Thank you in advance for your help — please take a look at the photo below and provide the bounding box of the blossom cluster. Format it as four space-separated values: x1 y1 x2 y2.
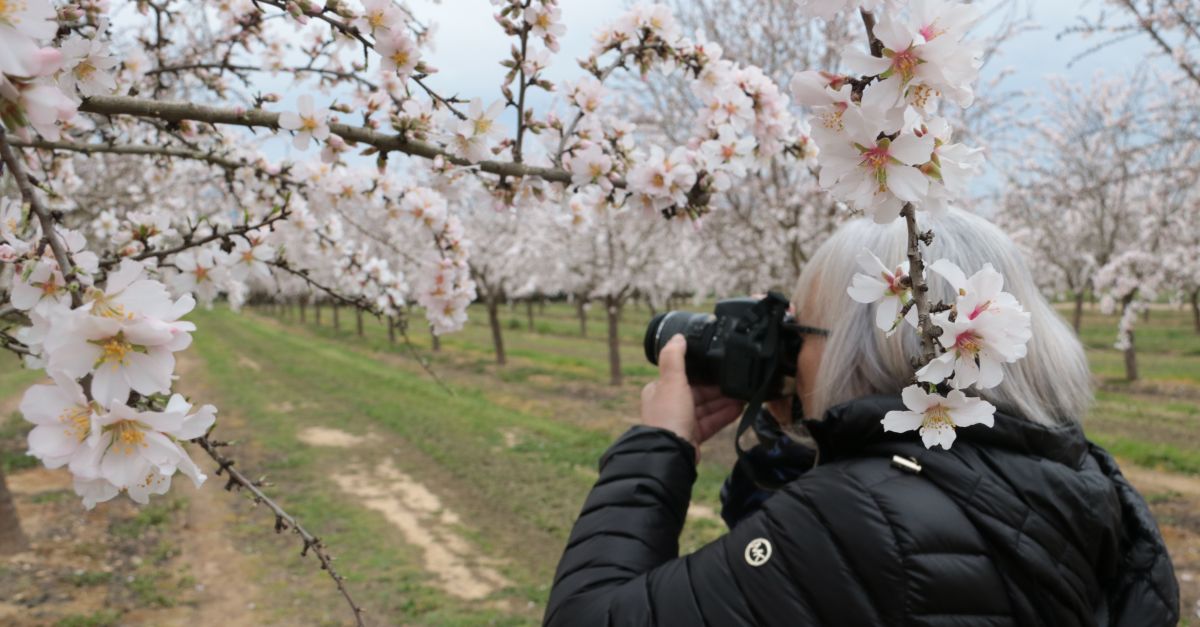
850 251 1032 449
5 201 216 507
0 0 120 141
1094 251 1164 351
560 3 815 220
791 0 985 223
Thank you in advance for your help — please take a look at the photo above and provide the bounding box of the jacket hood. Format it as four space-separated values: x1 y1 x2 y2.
804 394 1180 627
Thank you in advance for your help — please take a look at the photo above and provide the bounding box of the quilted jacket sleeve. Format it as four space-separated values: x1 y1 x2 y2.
543 426 821 627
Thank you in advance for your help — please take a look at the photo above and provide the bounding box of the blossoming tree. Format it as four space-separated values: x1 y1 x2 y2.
2 0 1051 621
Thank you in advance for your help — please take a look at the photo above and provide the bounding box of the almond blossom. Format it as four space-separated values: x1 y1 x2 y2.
846 248 916 334
525 3 566 51
169 248 226 307
19 374 95 470
57 33 119 98
916 260 1032 389
883 386 996 450
377 31 420 80
0 0 58 80
843 0 982 111
228 237 277 283
44 260 196 406
352 0 404 35
73 397 214 508
627 145 697 211
810 99 934 222
565 143 614 190
449 98 507 162
277 94 331 150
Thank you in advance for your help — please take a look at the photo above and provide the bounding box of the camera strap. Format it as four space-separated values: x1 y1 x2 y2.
732 294 789 490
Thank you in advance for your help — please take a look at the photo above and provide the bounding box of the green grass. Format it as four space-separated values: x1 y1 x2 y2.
184 305 733 624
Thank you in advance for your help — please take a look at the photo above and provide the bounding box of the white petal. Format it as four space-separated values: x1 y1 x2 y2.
885 163 929 202
875 295 901 332
916 352 955 385
882 410 924 434
929 259 968 291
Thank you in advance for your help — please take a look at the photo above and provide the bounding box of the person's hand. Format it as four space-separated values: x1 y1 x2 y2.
640 334 743 462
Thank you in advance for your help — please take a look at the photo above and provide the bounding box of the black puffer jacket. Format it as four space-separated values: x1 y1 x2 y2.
544 395 1179 626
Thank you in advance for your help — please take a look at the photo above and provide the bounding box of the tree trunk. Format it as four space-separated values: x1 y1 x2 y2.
1124 328 1139 382
387 316 396 344
606 295 622 386
332 305 340 331
0 466 28 554
1192 289 1200 334
526 301 535 332
431 327 441 352
355 309 364 337
1071 289 1085 334
1141 307 1150 323
299 302 307 323
487 297 506 365
315 303 321 325
576 299 588 337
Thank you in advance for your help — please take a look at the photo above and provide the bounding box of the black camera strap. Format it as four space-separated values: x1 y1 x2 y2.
732 293 790 490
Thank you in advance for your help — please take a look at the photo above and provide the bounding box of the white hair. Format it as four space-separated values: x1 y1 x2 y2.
793 209 1092 427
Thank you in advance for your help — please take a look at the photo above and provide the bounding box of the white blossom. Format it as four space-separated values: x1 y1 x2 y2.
883 385 996 450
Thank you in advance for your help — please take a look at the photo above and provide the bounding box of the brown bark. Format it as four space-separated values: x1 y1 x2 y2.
355 309 364 337
526 301 535 332
1072 289 1085 334
332 305 340 331
606 295 622 386
299 301 307 323
487 297 506 366
1123 330 1139 382
387 316 396 344
315 303 322 325
1122 296 1139 382
0 466 28 554
1192 289 1200 333
576 299 588 337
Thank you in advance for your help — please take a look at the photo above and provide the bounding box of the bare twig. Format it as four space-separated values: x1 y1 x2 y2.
194 435 367 627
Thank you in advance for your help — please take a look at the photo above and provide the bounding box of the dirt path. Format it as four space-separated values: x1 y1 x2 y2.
1120 463 1200 622
306 426 514 605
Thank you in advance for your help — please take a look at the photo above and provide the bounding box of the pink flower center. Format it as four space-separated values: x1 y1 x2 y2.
860 144 892 191
967 300 993 321
889 47 920 82
954 330 982 355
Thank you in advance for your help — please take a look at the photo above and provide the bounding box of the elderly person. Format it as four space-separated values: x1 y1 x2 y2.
543 209 1179 626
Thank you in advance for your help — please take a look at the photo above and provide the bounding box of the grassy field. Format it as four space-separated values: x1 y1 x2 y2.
1 300 1198 625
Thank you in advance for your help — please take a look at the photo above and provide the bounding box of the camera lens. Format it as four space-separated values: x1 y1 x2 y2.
643 310 709 365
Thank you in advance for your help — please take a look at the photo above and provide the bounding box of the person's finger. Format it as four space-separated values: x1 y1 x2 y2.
658 334 688 386
691 385 724 404
696 402 744 442
696 395 740 418
641 381 657 404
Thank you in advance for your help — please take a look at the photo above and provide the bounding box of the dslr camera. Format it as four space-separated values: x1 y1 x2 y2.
643 292 809 402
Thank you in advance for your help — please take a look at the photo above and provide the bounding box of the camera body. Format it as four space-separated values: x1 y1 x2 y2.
643 293 800 401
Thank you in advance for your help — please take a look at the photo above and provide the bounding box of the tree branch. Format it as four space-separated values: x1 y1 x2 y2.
0 129 83 308
194 434 367 627
78 95 586 185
